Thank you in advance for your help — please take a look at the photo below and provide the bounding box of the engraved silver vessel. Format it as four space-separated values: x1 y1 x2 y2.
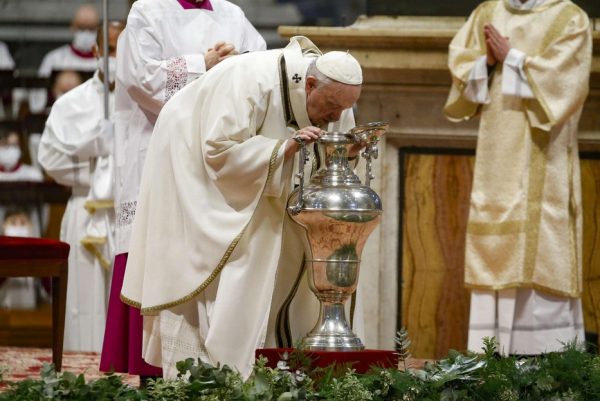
287 122 388 351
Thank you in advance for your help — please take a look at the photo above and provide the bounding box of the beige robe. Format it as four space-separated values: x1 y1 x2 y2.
121 37 359 377
445 0 592 299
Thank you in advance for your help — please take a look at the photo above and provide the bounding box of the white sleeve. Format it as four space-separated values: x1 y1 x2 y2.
502 48 534 99
463 55 491 104
239 16 267 52
117 10 207 117
37 105 110 187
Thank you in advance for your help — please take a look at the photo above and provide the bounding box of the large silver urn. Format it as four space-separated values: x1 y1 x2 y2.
287 122 388 351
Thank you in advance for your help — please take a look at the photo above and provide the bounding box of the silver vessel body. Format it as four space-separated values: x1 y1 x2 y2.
287 122 387 351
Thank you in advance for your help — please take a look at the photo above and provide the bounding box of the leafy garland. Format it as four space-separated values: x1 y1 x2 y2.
1 337 599 401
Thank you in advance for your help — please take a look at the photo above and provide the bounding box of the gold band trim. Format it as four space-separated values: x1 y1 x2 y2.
122 140 286 313
465 281 581 299
523 128 550 282
567 148 580 295
84 199 114 213
81 237 111 271
467 220 525 235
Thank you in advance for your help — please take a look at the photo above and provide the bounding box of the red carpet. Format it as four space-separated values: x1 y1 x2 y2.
0 346 139 387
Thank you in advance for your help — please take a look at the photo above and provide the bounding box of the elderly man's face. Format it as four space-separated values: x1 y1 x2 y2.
305 77 361 128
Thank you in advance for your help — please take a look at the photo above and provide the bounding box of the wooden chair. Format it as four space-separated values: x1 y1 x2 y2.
0 236 69 371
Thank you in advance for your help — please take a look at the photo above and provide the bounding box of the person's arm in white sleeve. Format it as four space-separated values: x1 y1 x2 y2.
117 8 207 117
502 48 535 98
37 104 112 187
463 55 493 104
239 16 267 52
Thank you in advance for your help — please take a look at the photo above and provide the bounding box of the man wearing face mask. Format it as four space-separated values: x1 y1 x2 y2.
37 20 125 352
0 207 38 310
0 130 42 182
22 3 100 114
38 3 100 78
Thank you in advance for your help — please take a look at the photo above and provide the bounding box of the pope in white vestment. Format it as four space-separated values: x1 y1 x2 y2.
444 0 591 354
38 22 125 352
121 36 366 378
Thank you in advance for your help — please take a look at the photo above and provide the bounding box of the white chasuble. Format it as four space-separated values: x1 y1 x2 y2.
38 73 115 351
113 0 266 255
121 37 359 378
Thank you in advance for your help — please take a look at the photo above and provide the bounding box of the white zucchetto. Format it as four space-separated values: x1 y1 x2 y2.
315 51 363 85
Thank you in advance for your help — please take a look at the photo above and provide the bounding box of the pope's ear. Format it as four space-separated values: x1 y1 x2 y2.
305 75 318 93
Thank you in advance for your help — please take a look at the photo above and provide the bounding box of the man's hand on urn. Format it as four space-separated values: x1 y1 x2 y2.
284 126 323 160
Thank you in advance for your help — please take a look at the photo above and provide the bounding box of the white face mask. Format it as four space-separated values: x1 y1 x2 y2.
0 145 21 170
73 29 97 52
4 225 31 237
97 56 117 83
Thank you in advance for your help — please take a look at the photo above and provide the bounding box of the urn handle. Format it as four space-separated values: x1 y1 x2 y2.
349 122 388 187
289 136 310 215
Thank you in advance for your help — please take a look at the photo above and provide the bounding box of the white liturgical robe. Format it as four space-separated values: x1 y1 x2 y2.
113 0 266 255
121 37 362 378
38 72 115 352
38 44 97 78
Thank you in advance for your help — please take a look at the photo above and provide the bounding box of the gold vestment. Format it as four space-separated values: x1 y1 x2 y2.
445 0 592 297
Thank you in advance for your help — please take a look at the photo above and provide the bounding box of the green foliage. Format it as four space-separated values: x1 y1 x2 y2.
0 363 144 401
1 340 600 400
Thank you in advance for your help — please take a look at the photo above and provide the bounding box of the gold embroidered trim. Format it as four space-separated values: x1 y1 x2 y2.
120 293 140 308
523 128 550 282
467 220 525 235
465 281 581 299
133 139 286 314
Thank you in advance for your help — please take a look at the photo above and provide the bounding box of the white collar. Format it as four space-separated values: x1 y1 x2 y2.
281 36 322 129
508 0 545 10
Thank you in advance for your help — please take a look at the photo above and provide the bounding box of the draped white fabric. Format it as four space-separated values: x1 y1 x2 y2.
38 73 115 351
113 0 266 254
121 37 360 378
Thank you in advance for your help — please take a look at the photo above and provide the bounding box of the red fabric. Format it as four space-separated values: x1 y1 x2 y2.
256 348 399 374
68 44 95 59
100 253 163 376
0 162 21 173
0 236 70 260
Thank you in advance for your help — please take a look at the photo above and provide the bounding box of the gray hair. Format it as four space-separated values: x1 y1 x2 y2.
306 59 334 88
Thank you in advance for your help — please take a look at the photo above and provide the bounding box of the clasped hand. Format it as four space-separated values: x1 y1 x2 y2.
484 24 511 66
205 41 238 70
